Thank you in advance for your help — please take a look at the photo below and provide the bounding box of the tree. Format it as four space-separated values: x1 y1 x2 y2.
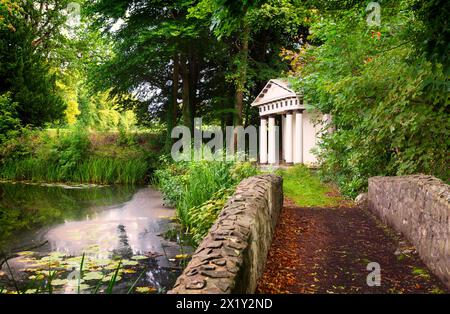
189 0 310 126
0 0 75 127
0 93 21 143
289 0 449 196
0 0 21 30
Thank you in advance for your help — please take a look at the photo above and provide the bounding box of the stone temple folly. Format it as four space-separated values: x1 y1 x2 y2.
251 79 330 165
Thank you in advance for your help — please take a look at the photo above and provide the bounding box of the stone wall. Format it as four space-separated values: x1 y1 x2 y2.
169 174 283 294
368 175 450 289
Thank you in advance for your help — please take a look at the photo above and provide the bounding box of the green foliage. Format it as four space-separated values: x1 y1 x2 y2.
279 165 344 207
76 158 148 185
188 0 311 125
0 0 70 127
0 93 21 143
0 0 21 30
293 0 449 197
155 157 258 243
412 0 450 70
0 128 150 184
117 118 137 146
77 89 138 132
154 161 187 208
0 157 148 185
189 188 235 245
53 128 91 179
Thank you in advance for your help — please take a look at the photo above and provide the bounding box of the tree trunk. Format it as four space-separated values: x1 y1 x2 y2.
234 23 250 127
172 53 180 126
165 54 180 151
181 57 192 132
189 47 199 126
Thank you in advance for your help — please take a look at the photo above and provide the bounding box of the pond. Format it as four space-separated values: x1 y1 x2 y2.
0 182 190 294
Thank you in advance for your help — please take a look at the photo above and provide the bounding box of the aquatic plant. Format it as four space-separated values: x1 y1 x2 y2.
155 157 258 244
0 249 172 295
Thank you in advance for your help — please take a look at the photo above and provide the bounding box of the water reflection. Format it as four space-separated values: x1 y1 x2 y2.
42 188 174 257
0 183 188 294
0 183 138 252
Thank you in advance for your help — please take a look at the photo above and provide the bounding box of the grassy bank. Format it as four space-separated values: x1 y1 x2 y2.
0 157 148 185
277 165 346 207
0 128 160 185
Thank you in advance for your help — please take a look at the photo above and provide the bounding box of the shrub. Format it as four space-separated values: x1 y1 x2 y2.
155 157 258 243
189 188 235 245
52 127 91 180
0 93 21 144
154 162 187 207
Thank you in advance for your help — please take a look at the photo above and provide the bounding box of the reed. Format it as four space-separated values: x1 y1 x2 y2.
155 158 258 241
0 157 149 185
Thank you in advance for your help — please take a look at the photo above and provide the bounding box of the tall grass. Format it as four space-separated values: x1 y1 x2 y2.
0 126 152 185
0 157 148 185
75 158 148 184
178 161 234 223
155 157 258 243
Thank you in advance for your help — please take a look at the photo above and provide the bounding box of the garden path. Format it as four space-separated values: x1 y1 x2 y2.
256 198 448 294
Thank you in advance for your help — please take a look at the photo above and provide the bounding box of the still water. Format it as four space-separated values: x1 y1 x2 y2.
0 182 188 294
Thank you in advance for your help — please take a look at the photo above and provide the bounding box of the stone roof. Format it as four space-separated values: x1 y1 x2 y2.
251 79 300 107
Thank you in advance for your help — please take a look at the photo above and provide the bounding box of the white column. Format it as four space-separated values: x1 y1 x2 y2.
268 116 277 164
285 112 293 164
260 118 268 164
281 114 286 162
275 123 280 164
294 111 303 164
292 112 296 158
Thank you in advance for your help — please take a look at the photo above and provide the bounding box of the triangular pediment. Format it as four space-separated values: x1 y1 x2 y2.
251 79 297 107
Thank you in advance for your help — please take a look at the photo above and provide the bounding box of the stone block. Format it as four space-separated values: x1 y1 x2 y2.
368 175 450 289
169 174 283 294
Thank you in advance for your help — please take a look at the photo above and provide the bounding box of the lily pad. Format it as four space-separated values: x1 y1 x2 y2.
28 274 45 280
135 286 157 294
66 282 91 292
89 259 112 267
16 251 35 256
83 271 103 281
102 275 122 282
122 269 137 274
105 262 122 270
121 260 138 266
131 255 149 260
35 270 55 276
50 279 68 286
65 256 84 264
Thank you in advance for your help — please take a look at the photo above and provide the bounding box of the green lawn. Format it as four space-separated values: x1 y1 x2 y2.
278 165 345 207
